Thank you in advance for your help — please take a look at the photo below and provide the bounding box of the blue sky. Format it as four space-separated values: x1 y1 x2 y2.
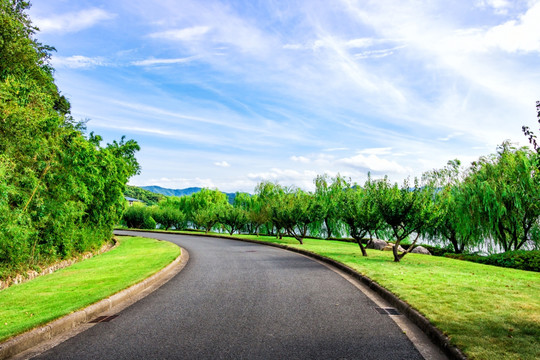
29 0 540 192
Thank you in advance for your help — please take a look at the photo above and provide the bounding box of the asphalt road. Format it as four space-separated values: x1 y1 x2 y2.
33 231 423 359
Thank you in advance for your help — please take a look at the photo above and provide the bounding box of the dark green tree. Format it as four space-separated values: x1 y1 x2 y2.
462 142 540 252
374 177 439 262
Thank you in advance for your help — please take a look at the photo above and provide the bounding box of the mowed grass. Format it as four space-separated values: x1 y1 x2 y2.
0 236 180 342
179 231 538 360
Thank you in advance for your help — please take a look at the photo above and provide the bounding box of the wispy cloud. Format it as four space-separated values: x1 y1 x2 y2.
34 8 115 33
214 161 231 167
31 0 540 192
290 156 310 163
149 26 211 41
53 55 105 68
131 56 198 66
338 153 410 174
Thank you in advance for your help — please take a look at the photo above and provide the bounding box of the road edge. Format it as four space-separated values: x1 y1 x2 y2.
0 242 189 360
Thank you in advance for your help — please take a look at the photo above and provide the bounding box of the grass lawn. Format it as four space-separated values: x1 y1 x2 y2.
0 236 180 342
167 230 538 360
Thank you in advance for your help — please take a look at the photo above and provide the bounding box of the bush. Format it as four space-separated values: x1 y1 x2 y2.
142 215 157 230
445 250 540 272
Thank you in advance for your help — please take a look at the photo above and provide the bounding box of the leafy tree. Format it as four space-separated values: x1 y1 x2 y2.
219 204 248 235
422 160 483 253
462 142 540 252
270 188 324 244
313 174 348 239
255 181 286 237
193 206 222 233
339 177 384 256
152 206 186 230
374 177 439 262
0 2 140 275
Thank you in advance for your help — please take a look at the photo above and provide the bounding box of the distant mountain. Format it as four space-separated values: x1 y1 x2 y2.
141 186 202 197
141 185 237 203
125 185 165 205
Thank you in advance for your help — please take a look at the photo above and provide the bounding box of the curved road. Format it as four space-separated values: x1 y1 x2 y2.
34 231 423 359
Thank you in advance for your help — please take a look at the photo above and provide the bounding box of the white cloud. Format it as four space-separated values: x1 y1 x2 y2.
52 55 105 68
358 147 393 155
131 57 198 66
354 45 406 59
290 155 310 163
339 153 409 174
476 0 513 14
34 8 115 33
482 3 540 52
437 132 464 141
149 26 211 41
214 161 231 167
247 168 319 190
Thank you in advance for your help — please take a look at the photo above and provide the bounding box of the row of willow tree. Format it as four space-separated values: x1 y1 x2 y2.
124 138 540 262
0 1 140 274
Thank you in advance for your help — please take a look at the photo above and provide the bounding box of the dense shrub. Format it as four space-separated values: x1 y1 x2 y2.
0 2 139 278
445 250 540 272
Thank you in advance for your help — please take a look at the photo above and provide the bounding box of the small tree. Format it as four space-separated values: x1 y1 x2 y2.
374 177 438 262
313 174 348 239
153 206 185 230
339 177 384 256
220 204 248 235
193 206 222 234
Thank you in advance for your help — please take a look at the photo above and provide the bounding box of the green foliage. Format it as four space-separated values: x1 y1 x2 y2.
0 2 140 277
422 160 484 253
313 174 348 239
152 206 186 230
142 214 157 230
445 250 540 272
373 177 439 262
462 142 540 252
219 205 248 235
338 176 384 256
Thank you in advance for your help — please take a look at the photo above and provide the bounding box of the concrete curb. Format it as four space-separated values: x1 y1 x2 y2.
120 229 467 360
0 245 189 360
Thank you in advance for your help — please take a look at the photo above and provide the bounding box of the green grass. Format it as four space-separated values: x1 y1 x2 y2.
168 230 538 360
0 236 180 342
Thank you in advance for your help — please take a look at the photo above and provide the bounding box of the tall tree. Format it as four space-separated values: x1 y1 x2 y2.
462 142 540 252
422 160 483 253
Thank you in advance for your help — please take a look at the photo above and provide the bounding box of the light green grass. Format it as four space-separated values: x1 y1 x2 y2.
167 230 538 360
0 236 180 342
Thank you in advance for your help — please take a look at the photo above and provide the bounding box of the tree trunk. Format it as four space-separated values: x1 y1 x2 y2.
355 237 368 257
392 241 401 262
325 217 332 239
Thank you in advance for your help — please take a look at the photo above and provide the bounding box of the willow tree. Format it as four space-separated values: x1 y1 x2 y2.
463 142 540 252
313 174 348 239
422 160 483 253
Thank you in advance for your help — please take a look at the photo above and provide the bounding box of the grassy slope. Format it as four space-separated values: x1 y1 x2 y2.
0 236 180 342
187 231 538 360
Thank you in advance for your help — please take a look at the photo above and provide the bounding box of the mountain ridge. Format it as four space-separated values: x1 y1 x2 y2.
140 185 237 203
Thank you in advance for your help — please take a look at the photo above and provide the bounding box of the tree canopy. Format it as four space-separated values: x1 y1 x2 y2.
0 0 140 275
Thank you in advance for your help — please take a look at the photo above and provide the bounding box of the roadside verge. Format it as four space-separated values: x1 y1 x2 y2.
0 243 189 360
